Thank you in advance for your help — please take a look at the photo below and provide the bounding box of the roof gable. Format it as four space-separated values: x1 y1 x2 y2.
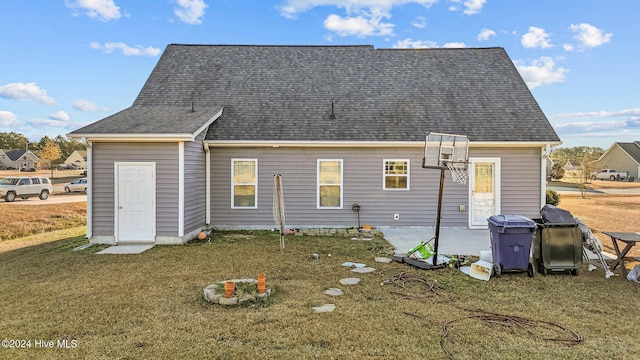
70 44 560 144
1 149 39 162
616 142 640 164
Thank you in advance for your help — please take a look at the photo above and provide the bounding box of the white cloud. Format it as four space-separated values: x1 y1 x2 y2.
279 0 439 18
521 26 553 49
461 0 486 15
412 16 426 28
279 1 438 37
553 119 640 136
442 42 466 48
0 111 20 127
25 118 70 128
569 23 612 48
447 0 486 15
392 38 437 48
477 28 496 41
174 0 208 25
563 43 574 52
555 108 640 119
65 0 121 21
73 99 105 112
0 82 56 105
324 12 394 37
514 57 568 89
90 42 161 57
49 111 70 122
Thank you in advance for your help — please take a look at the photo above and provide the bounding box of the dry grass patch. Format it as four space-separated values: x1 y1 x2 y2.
0 202 86 241
1 231 639 359
559 194 640 258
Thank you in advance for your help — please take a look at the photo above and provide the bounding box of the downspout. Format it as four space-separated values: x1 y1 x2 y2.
178 142 185 237
82 138 92 239
204 142 211 225
541 144 550 208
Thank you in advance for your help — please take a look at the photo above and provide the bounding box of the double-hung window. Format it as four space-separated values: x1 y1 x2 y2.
232 159 257 208
317 159 342 208
383 159 409 190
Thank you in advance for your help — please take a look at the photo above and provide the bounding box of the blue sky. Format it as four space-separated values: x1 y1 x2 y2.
1 0 638 149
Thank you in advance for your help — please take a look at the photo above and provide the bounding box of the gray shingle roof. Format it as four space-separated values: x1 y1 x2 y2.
70 105 222 136
71 44 560 143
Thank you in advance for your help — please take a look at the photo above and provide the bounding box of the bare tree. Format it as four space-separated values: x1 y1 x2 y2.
574 151 601 199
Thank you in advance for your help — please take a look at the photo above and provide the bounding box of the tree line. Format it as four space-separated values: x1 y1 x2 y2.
549 146 604 180
0 132 86 169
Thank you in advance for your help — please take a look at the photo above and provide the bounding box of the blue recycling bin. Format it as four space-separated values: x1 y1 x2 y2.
488 215 536 277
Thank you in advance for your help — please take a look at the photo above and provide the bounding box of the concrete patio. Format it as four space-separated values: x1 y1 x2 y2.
380 226 491 257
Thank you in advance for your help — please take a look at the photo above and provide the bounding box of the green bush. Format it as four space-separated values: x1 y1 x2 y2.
546 189 560 205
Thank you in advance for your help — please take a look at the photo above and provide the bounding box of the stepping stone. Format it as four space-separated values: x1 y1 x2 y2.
351 267 375 273
312 304 336 313
342 262 366 268
339 277 361 285
324 288 344 296
375 257 392 263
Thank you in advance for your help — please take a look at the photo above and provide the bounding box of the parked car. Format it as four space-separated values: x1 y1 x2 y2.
0 176 52 202
590 169 629 181
64 178 88 193
59 164 75 170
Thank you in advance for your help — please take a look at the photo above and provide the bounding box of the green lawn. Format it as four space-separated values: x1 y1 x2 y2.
0 231 638 359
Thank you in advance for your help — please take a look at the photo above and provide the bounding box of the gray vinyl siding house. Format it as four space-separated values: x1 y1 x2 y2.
69 44 561 245
594 142 640 181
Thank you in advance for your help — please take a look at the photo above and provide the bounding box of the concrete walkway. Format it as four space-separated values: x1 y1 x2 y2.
380 226 491 257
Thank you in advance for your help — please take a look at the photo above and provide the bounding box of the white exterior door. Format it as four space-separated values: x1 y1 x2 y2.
115 163 155 243
469 158 500 229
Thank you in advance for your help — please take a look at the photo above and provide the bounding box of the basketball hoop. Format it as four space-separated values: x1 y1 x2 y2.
419 132 470 268
446 161 469 184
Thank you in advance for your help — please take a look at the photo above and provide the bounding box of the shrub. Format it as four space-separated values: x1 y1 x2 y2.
546 189 560 205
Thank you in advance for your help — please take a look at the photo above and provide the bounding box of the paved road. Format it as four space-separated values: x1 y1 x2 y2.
548 186 640 195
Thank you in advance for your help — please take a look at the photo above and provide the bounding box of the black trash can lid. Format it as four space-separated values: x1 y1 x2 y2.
540 204 576 224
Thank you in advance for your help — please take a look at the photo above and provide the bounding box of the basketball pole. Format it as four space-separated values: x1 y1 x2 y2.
433 167 445 266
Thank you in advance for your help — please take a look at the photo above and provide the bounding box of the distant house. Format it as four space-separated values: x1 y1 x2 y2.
594 142 640 181
69 44 561 245
0 149 40 170
64 150 87 169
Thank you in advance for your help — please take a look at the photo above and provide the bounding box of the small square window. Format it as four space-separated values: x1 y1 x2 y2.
384 160 409 190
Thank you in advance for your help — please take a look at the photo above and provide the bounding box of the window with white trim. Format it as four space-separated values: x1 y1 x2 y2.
383 159 409 190
317 159 342 208
232 159 257 208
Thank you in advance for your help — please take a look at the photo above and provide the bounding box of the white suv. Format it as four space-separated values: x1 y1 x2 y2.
0 176 53 202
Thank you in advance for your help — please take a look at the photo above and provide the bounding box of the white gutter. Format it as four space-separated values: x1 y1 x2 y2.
205 140 562 148
69 134 197 142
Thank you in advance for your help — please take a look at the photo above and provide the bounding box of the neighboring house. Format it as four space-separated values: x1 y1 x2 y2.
68 44 561 245
594 141 640 181
64 150 87 169
0 149 40 170
562 161 582 179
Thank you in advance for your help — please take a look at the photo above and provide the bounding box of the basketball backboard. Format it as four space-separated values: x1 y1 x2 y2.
422 132 469 169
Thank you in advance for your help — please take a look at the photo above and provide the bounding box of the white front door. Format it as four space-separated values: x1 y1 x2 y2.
115 163 155 243
469 158 500 229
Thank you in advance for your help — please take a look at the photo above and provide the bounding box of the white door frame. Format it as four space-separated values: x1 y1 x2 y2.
468 157 501 229
114 162 156 244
